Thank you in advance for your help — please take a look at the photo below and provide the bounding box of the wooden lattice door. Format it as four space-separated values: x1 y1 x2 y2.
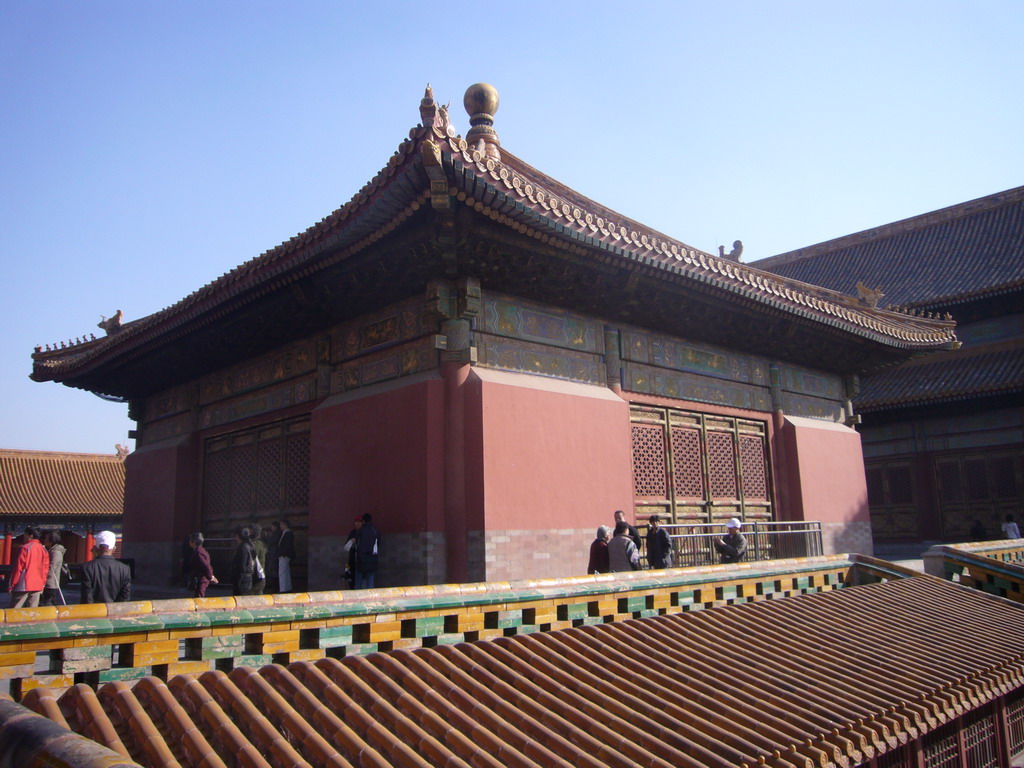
201 416 311 538
630 405 772 525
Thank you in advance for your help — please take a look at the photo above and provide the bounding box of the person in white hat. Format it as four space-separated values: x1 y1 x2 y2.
81 531 132 603
713 518 748 564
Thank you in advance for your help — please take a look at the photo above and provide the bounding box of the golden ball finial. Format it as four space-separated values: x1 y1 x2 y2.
463 83 499 119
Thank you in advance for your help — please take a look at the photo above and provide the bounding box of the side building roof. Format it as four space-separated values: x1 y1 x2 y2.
755 186 1024 413
30 84 956 400
0 449 125 517
753 185 1024 310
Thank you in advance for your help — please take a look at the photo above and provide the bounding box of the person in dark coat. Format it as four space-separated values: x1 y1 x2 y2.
354 514 380 589
588 526 611 574
250 523 267 595
343 517 362 589
714 518 748 564
187 532 218 598
81 531 131 603
275 519 296 592
613 510 642 551
230 527 257 596
646 514 674 569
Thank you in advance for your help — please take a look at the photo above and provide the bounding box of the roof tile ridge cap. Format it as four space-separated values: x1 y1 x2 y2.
55 125 433 363
755 185 1024 269
494 148 711 257
0 448 123 461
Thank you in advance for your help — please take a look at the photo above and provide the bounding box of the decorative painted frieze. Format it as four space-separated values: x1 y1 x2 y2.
625 362 772 411
776 365 842 400
198 376 318 430
333 338 437 392
780 392 844 421
198 340 317 406
478 295 603 354
137 412 191 445
333 297 429 362
476 336 604 385
141 386 191 423
622 330 770 386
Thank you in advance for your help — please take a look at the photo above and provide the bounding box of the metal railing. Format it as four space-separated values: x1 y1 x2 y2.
639 520 824 568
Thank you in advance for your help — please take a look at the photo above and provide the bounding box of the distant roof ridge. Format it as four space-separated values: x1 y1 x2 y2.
0 448 124 461
757 184 1024 269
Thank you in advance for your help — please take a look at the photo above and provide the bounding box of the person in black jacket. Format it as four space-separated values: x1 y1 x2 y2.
714 518 748 564
275 519 296 592
81 531 131 604
354 514 380 589
646 515 674 569
613 510 642 551
230 527 257 596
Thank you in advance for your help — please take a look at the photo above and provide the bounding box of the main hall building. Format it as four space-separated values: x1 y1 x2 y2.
30 84 956 590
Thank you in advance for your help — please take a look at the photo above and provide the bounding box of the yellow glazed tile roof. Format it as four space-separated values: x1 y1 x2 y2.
18 575 1024 768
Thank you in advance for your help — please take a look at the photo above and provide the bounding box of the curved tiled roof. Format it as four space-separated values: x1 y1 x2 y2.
753 186 1024 309
31 87 955 395
19 575 1024 768
857 344 1024 411
0 449 125 516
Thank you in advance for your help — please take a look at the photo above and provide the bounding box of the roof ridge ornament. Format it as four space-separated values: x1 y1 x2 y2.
463 82 500 161
419 84 437 127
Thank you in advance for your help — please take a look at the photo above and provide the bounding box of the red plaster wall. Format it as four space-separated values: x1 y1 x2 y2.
779 415 869 524
472 368 635 531
123 435 199 543
309 375 446 539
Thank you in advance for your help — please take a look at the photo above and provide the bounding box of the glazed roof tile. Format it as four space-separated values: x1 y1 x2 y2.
754 186 1024 309
857 343 1024 411
21 575 1024 768
0 449 125 516
31 87 955 394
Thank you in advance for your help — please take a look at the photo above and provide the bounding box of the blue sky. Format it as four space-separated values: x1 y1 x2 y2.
2 1 1022 454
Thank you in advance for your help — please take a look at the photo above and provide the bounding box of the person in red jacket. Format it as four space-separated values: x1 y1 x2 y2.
8 527 50 609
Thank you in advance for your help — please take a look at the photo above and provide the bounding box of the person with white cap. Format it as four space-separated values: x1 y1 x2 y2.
81 531 132 603
713 518 748 564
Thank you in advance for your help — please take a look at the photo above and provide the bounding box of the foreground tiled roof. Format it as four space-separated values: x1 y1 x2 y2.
754 186 1024 309
857 344 1024 411
31 86 955 397
0 449 125 516
20 575 1024 768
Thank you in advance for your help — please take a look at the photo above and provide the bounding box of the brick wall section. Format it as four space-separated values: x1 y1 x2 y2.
822 520 874 557
482 527 595 581
308 532 448 590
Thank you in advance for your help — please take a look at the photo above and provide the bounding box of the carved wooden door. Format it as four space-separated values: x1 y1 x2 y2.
630 405 772 525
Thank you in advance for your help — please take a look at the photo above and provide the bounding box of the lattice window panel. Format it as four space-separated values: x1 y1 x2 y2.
965 458 991 501
670 426 703 499
229 443 258 518
876 745 913 768
632 423 668 497
738 434 767 501
203 450 231 520
1007 688 1024 755
284 433 311 508
887 465 914 505
866 466 886 507
922 720 960 768
936 461 963 503
256 440 284 511
962 705 998 768
707 431 738 499
203 417 311 536
991 455 1018 498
